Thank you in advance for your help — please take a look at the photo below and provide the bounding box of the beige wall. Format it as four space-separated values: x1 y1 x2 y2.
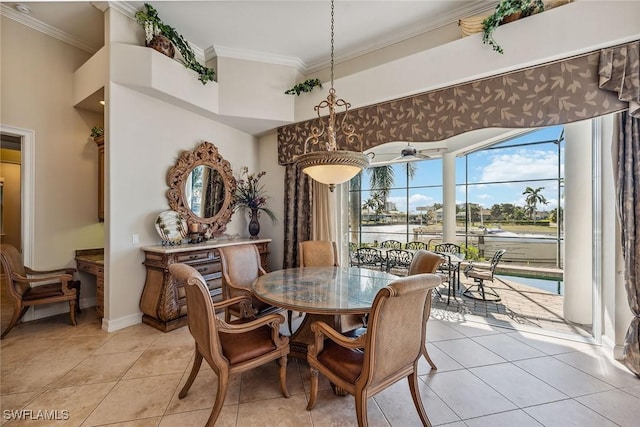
104 68 262 327
0 17 105 267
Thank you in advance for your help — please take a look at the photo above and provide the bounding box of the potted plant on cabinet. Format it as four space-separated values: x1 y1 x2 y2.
234 167 277 240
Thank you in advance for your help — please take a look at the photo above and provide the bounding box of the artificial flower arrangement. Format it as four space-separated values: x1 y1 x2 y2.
234 166 277 223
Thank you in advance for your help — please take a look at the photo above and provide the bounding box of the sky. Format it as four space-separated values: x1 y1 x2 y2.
360 125 565 214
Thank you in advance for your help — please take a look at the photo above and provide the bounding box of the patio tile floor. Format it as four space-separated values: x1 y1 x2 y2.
431 274 592 338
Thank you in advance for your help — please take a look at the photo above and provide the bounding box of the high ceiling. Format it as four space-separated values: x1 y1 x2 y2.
3 1 495 71
2 1 519 155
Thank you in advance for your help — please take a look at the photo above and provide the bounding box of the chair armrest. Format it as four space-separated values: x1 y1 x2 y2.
212 295 252 311
217 313 288 347
308 321 366 357
213 295 255 319
11 272 76 295
25 267 76 276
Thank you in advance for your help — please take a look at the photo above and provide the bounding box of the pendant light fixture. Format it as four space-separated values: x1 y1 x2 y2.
294 0 370 191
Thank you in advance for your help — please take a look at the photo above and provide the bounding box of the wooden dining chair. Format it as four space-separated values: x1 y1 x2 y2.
218 244 281 322
169 263 290 427
298 240 364 334
298 240 339 267
0 243 81 339
408 250 445 370
306 273 441 427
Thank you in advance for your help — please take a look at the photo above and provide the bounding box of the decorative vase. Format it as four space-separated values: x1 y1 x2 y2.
147 35 175 58
248 209 260 240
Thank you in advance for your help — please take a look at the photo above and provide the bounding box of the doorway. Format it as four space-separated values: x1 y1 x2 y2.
0 125 34 328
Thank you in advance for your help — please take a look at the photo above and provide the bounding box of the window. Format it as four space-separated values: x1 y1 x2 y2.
348 126 564 268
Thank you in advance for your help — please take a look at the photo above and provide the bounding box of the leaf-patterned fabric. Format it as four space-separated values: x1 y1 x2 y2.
277 43 638 165
599 41 640 118
614 112 640 378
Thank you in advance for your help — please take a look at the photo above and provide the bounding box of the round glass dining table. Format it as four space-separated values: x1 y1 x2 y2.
253 266 398 358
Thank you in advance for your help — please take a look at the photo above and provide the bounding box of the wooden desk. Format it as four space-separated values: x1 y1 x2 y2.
75 248 104 317
140 239 270 332
253 266 396 359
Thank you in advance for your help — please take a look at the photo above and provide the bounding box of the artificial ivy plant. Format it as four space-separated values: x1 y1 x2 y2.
482 0 545 54
285 78 323 95
135 3 216 85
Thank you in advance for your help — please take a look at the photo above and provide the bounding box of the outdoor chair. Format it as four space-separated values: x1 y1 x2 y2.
169 263 290 427
405 241 427 251
218 244 281 322
306 273 440 427
385 248 414 276
350 247 384 271
463 249 507 302
433 243 463 298
380 240 402 249
408 250 445 370
0 243 81 339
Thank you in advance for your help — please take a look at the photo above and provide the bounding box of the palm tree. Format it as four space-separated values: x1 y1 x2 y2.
522 186 548 221
348 161 418 244
368 162 417 205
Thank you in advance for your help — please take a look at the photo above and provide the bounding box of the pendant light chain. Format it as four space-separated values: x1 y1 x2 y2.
330 0 335 90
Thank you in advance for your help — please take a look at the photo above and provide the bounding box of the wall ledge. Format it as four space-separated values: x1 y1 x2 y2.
108 43 294 135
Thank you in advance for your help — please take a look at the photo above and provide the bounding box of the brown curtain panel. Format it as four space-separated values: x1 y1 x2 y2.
283 164 312 268
600 41 640 376
614 112 640 377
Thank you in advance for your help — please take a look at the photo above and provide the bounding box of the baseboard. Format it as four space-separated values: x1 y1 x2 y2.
80 296 97 310
601 335 625 360
23 302 70 321
19 297 97 322
102 312 143 332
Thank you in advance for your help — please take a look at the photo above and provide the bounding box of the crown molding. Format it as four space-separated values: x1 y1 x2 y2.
102 1 138 17
208 45 306 72
304 1 497 74
0 3 100 54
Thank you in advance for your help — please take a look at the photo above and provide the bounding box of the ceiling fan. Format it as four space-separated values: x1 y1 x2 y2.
390 143 442 162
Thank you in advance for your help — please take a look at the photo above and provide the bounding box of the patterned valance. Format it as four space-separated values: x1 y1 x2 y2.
599 40 640 119
278 42 638 166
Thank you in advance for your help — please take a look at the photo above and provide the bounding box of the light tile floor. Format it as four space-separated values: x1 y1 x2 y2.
1 307 638 426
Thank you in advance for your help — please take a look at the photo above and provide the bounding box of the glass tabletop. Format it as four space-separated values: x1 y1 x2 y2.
252 266 398 315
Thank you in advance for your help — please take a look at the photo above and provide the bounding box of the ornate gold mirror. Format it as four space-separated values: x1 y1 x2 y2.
166 141 236 235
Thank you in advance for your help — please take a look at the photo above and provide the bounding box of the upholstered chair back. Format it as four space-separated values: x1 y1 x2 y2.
408 250 444 276
169 263 224 367
299 241 339 267
0 244 29 296
362 273 441 387
218 244 263 291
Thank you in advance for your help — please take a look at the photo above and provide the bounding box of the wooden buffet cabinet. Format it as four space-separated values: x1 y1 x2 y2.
139 238 270 332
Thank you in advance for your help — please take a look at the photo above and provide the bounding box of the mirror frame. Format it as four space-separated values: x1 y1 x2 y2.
166 141 236 235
